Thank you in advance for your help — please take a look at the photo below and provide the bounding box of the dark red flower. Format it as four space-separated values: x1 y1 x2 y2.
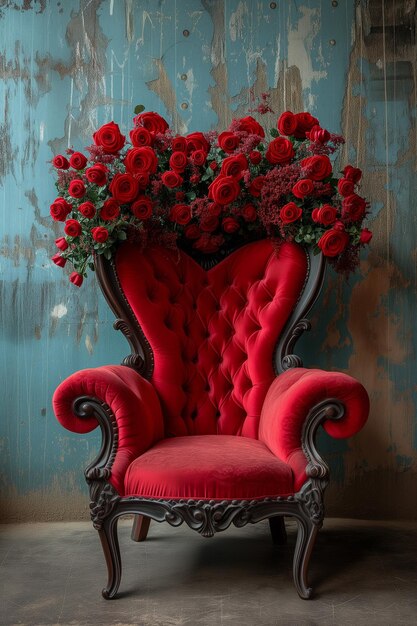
184 224 201 240
343 165 362 183
52 253 67 267
249 150 262 164
161 170 183 188
169 151 188 172
69 272 83 287
186 132 210 154
78 201 96 219
208 176 240 205
338 178 355 197
241 203 257 222
292 178 314 199
248 175 265 197
93 121 125 154
125 147 158 174
307 125 330 143
91 226 109 243
222 216 240 233
109 173 139 203
293 112 319 139
64 218 82 237
129 127 153 147
265 137 294 164
69 152 87 170
301 155 332 181
279 202 302 224
85 163 108 186
68 179 86 199
50 198 72 221
277 111 297 136
134 111 169 135
172 136 187 152
200 214 219 232
220 154 248 179
100 198 120 221
55 237 68 251
190 150 207 166
318 229 349 257
52 155 70 169
342 194 366 221
218 131 240 153
359 228 372 244
169 204 191 225
235 115 265 137
131 196 153 219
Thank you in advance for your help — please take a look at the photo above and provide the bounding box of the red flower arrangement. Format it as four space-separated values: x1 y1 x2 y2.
50 109 372 286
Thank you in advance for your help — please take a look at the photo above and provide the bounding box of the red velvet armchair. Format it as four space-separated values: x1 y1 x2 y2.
53 239 369 599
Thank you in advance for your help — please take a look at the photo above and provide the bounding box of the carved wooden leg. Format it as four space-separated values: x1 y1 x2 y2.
269 516 287 545
98 516 122 599
131 515 151 542
293 517 319 600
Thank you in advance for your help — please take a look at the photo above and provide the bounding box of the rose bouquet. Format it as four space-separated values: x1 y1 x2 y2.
50 109 372 286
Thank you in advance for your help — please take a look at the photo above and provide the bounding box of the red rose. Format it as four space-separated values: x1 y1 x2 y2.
124 147 158 174
222 216 240 233
52 155 69 169
209 161 218 171
91 226 109 243
176 191 186 201
169 151 188 172
50 198 72 221
208 175 240 205
78 201 96 219
236 115 265 137
85 163 108 186
135 171 150 189
131 196 153 219
169 204 191 225
359 228 372 244
69 272 83 287
342 194 366 221
307 125 330 143
172 136 187 152
129 127 153 147
279 202 302 224
64 218 82 237
241 203 257 222
265 137 294 164
109 173 139 203
93 121 125 154
100 198 120 221
55 237 68 251
248 175 265 197
318 229 349 257
316 204 337 225
333 220 345 231
190 174 200 184
200 214 219 232
134 111 169 135
184 224 201 240
249 150 262 164
311 208 320 223
292 178 314 199
218 131 240 153
186 132 210 154
220 154 248 179
69 152 87 170
301 155 332 181
68 179 86 199
277 111 297 136
190 149 207 166
293 112 319 139
343 165 362 183
337 178 355 197
52 253 67 267
161 170 183 188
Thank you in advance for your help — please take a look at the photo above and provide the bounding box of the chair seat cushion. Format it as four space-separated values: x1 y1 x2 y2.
124 435 294 500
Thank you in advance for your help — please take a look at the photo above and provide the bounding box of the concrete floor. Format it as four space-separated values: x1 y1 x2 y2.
0 519 416 626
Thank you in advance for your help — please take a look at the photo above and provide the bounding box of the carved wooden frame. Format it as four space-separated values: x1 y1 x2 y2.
75 244 341 600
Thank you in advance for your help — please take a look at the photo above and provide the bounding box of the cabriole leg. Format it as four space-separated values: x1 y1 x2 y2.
293 517 319 600
131 514 151 542
98 516 122 599
269 516 287 545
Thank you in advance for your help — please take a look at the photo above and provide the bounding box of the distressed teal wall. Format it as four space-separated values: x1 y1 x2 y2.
0 0 416 520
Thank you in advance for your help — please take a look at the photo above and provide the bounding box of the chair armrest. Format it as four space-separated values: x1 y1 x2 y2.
259 368 369 491
52 365 164 495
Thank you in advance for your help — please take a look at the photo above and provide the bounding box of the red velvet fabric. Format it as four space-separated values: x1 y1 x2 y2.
124 435 294 500
259 368 370 491
116 240 308 439
53 365 164 495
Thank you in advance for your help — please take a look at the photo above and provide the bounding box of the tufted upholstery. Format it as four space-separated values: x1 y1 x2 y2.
116 240 308 439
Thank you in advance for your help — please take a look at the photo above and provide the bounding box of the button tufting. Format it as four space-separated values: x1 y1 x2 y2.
191 355 198 364
190 409 198 420
205 384 210 392
215 410 221 417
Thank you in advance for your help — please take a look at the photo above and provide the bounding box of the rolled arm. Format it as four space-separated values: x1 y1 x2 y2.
53 365 164 495
259 368 369 491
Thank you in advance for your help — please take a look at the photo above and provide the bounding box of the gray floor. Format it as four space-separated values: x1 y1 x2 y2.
0 519 416 626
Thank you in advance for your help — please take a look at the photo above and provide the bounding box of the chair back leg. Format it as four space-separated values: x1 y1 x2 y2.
131 514 151 542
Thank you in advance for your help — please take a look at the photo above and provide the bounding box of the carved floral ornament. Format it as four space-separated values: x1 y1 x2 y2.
50 107 372 286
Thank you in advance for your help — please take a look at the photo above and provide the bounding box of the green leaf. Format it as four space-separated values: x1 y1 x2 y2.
103 248 112 260
117 230 127 240
134 104 145 114
270 128 279 138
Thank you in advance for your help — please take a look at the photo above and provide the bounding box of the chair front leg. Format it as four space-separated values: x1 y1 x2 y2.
99 515 122 600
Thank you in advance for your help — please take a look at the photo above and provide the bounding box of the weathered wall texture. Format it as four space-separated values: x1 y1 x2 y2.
0 0 416 521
